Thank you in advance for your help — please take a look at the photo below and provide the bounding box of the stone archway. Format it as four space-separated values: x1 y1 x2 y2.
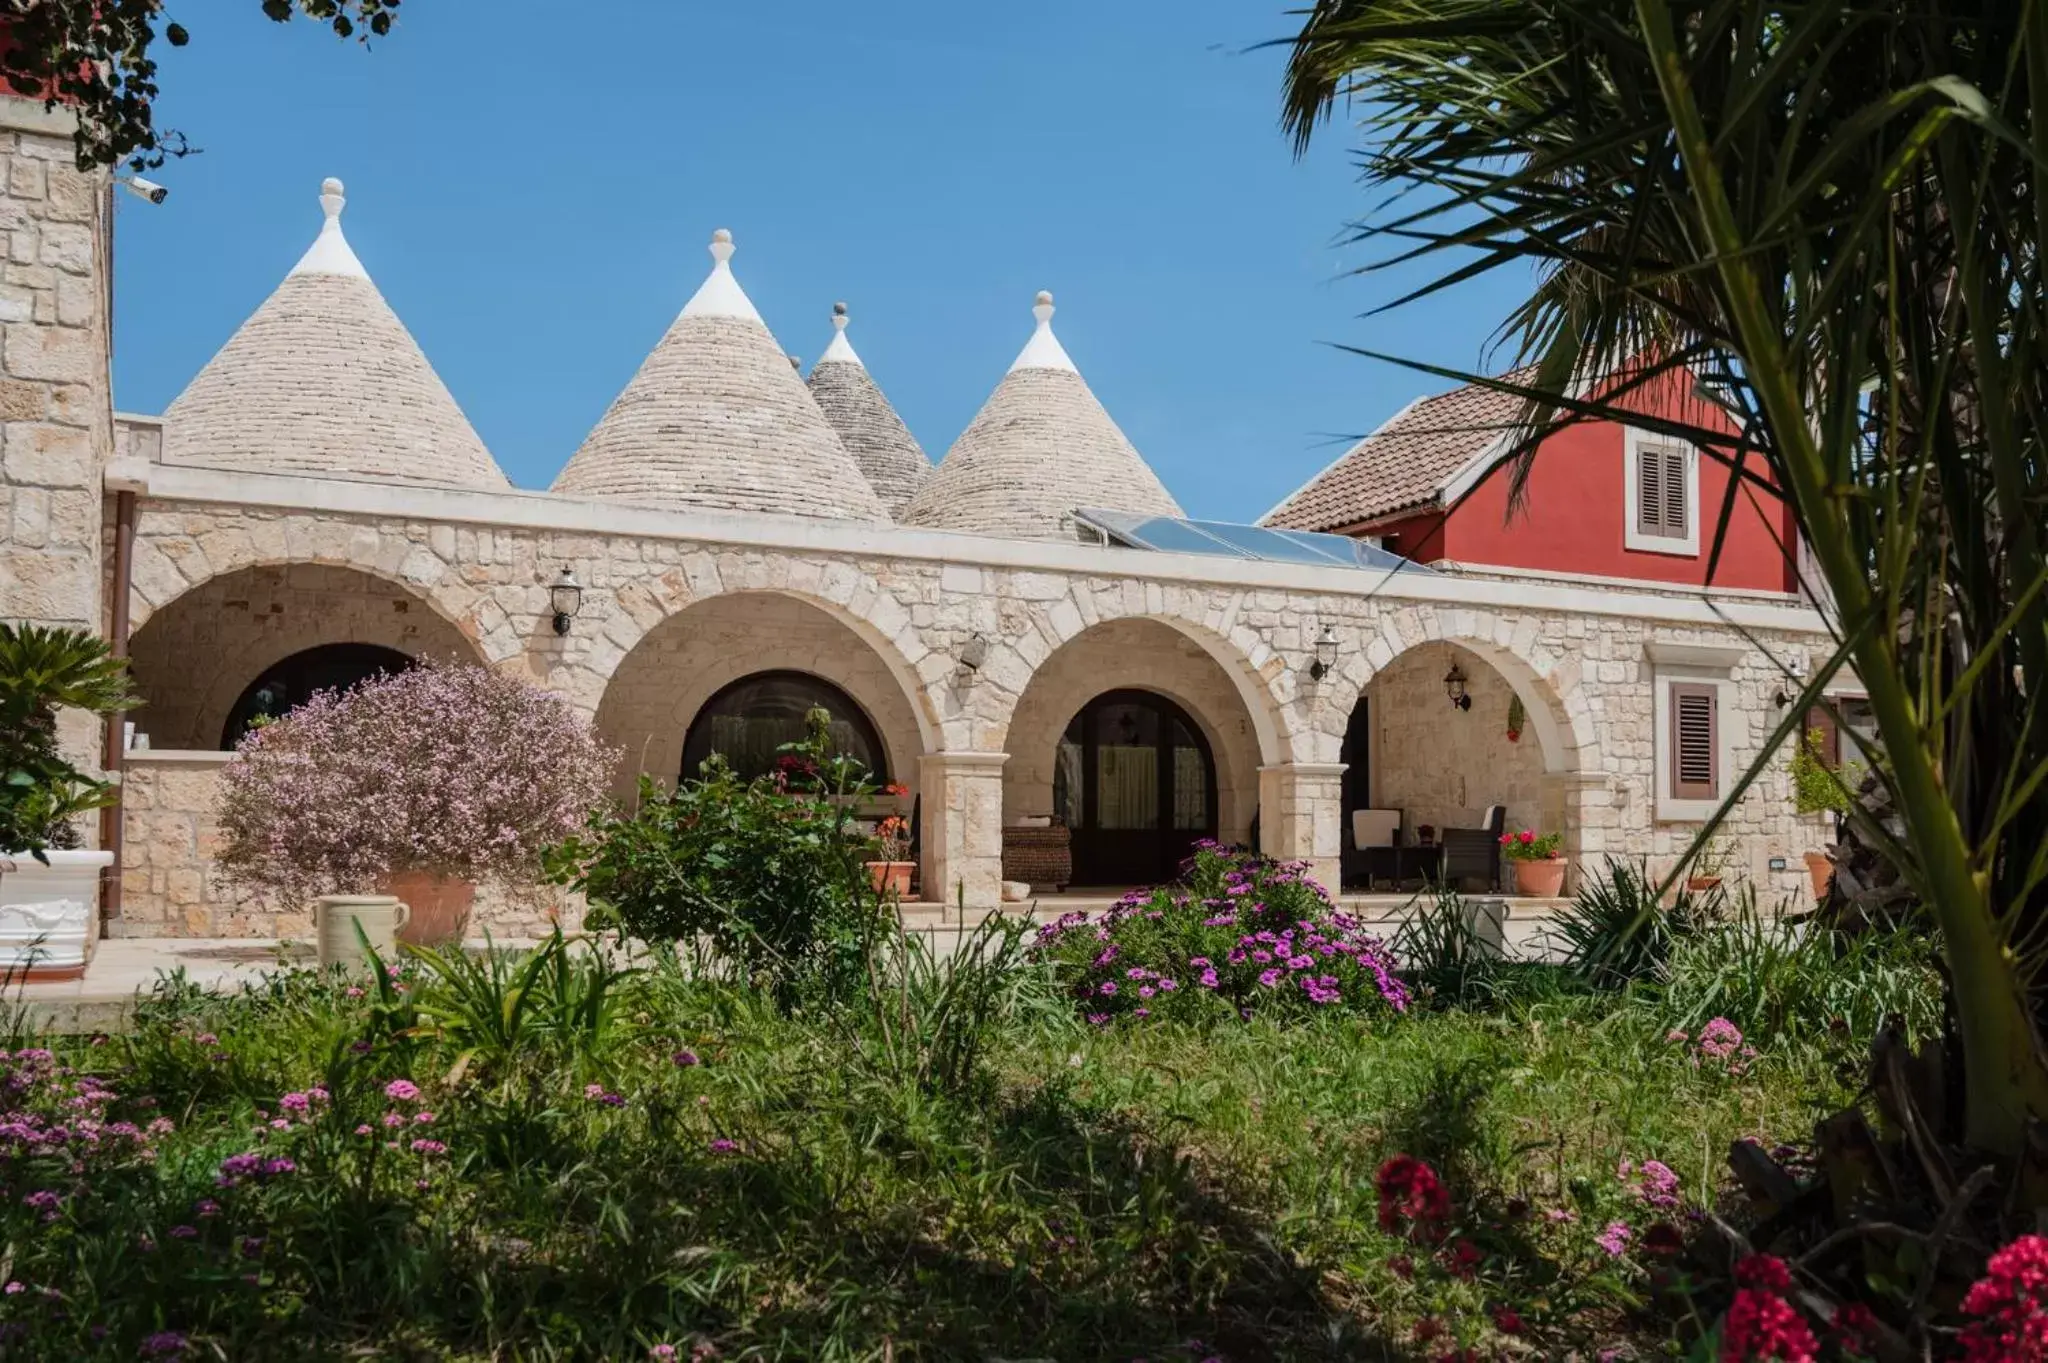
594 591 930 807
125 563 483 750
998 617 1268 886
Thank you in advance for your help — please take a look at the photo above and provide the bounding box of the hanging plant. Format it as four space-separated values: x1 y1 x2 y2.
1506 695 1526 743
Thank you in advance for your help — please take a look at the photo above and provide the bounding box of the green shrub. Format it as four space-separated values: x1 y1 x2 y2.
1648 898 1943 1056
1029 842 1410 1025
0 623 135 854
1789 727 1863 817
547 712 883 1007
1552 858 1719 989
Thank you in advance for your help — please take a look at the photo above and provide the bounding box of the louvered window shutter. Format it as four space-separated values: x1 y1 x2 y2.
1804 706 1840 768
1638 444 1665 535
1670 683 1718 799
1662 446 1689 536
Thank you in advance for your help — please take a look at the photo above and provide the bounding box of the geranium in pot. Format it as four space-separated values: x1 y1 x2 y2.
866 799 913 900
1499 827 1567 897
0 625 137 980
217 661 616 949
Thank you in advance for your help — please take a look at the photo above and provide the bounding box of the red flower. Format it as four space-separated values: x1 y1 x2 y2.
1497 833 1513 846
1831 1302 1879 1358
1518 829 1535 844
1958 1233 2048 1362
1721 1257 1817 1363
1735 1254 1794 1294
1375 1155 1452 1241
1491 1305 1524 1334
1412 1317 1444 1344
1444 1238 1484 1280
1388 1254 1414 1280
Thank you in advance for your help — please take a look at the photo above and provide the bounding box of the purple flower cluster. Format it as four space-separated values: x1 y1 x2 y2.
1031 844 1409 1025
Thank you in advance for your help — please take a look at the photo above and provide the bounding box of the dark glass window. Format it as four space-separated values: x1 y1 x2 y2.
221 643 415 749
680 671 887 784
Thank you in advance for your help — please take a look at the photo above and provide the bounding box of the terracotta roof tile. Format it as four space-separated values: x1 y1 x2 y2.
1260 379 1526 532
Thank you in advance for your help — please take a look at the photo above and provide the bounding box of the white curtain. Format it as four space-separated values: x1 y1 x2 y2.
1097 745 1158 829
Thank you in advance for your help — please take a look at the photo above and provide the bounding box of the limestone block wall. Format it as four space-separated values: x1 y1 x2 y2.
0 104 108 636
108 479 1839 932
116 751 579 940
594 591 925 804
126 562 482 750
1000 617 1262 846
1367 641 1548 839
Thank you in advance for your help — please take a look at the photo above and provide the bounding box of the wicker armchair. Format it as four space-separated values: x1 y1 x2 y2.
1439 805 1507 891
1001 823 1071 893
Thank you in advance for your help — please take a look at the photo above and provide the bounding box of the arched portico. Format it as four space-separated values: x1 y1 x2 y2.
594 590 932 806
125 563 483 750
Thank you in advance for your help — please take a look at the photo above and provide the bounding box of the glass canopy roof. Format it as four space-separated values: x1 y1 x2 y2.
1073 509 1434 574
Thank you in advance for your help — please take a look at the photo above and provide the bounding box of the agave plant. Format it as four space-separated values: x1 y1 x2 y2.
1280 0 2048 1171
0 624 137 855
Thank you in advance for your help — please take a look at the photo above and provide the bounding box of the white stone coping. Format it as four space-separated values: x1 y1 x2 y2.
109 458 1835 635
123 749 235 767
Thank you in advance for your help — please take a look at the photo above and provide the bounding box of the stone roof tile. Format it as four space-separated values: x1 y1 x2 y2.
552 232 886 522
162 178 507 490
806 303 930 518
901 292 1181 539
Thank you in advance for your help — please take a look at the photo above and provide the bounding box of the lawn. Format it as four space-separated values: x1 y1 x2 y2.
6 913 1898 1362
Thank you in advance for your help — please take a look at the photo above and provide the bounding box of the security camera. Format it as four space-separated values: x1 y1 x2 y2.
118 176 168 205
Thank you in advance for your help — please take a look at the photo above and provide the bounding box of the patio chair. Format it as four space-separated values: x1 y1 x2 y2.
1439 805 1507 891
1342 809 1403 889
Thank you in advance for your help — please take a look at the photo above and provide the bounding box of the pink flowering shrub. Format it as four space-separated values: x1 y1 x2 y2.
1029 842 1409 1024
216 661 618 904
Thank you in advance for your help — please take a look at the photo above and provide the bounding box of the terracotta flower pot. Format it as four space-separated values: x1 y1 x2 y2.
1512 857 1568 898
1686 875 1723 893
1803 851 1834 904
378 871 476 947
866 860 914 899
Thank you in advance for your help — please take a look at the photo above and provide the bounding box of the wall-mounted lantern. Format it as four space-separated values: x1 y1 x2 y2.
549 567 584 636
956 633 989 683
1444 660 1472 711
1308 624 1339 682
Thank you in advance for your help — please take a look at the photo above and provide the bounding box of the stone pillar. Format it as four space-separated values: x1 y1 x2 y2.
0 99 112 808
0 98 109 635
1540 769 1610 893
917 751 1007 916
1258 761 1347 893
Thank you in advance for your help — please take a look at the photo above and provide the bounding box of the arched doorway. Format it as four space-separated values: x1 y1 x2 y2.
220 642 414 748
1053 689 1217 886
680 670 889 784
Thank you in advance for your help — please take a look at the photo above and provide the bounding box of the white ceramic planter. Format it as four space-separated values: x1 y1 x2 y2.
0 849 111 980
315 895 410 968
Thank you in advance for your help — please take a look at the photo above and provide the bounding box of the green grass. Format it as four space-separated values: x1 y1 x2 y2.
5 935 1890 1361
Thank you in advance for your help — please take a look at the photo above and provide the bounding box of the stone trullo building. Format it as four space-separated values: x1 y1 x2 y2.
0 113 1841 939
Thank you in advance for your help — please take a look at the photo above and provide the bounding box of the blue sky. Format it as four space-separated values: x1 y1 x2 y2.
112 0 1529 520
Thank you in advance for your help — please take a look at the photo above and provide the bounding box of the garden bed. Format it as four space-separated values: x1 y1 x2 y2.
6 939 1858 1361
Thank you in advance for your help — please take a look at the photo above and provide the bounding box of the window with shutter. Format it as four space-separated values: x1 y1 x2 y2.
1638 444 1666 536
1669 683 1718 799
1803 706 1840 768
1661 446 1688 536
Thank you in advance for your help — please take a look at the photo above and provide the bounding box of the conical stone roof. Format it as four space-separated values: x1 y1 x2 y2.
806 303 930 517
163 178 507 489
552 231 886 522
900 292 1181 539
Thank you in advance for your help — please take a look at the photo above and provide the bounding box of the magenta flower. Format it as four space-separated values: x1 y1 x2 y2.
709 1138 738 1154
384 1079 421 1102
672 1049 700 1068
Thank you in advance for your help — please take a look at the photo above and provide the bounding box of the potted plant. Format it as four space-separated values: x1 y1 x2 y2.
0 625 136 980
1499 827 1567 897
1505 694 1526 743
1789 726 1861 902
217 661 616 949
866 813 913 899
1685 835 1731 893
